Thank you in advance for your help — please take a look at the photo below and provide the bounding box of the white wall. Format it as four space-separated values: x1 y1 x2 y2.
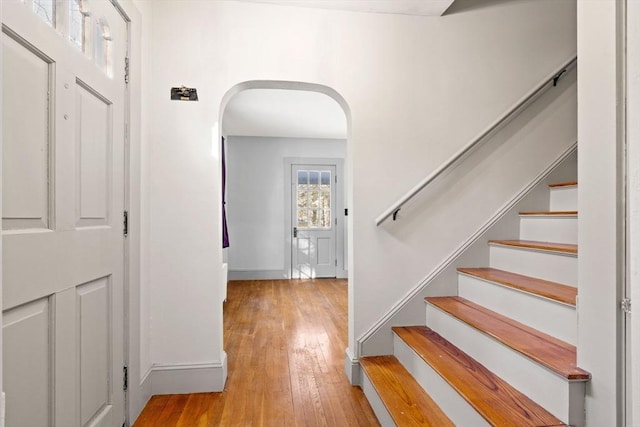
144 0 576 393
577 1 623 425
225 136 346 279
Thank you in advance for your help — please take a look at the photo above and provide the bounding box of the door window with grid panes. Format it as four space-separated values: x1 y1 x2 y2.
296 170 332 229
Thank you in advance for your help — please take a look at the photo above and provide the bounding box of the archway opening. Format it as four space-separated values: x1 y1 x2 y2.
215 82 362 419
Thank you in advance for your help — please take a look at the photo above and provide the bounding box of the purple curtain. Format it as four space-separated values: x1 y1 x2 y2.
222 136 230 248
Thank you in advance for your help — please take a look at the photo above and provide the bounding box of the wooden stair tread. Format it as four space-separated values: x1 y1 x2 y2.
519 211 577 216
489 239 577 254
360 355 454 426
425 296 590 380
548 181 577 188
457 267 577 306
393 326 566 426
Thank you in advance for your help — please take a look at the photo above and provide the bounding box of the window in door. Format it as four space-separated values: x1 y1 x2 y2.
69 0 89 52
296 170 332 229
32 0 56 27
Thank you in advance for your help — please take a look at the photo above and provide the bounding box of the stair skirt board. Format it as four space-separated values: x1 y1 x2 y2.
360 372 396 427
549 186 577 211
424 303 585 425
489 244 577 286
457 273 577 345
392 335 492 426
519 215 577 244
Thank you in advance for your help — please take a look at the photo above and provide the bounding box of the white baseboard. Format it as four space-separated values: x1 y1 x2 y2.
228 269 288 280
344 348 361 386
132 368 153 423
1 392 5 427
147 353 228 395
228 269 348 281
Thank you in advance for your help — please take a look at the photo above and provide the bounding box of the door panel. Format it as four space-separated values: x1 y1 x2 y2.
76 81 112 227
316 236 332 265
3 298 51 427
292 165 337 278
1 32 51 231
78 277 111 426
2 1 127 426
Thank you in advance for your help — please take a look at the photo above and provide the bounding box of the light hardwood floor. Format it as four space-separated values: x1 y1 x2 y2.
133 279 380 426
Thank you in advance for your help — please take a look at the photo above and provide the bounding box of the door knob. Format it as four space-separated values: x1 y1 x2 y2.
293 227 298 238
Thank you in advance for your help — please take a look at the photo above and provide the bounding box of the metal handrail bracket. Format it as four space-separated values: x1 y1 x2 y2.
375 55 577 226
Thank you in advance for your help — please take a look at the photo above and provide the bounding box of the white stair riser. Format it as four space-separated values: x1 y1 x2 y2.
550 186 577 211
490 245 577 286
425 304 584 425
360 370 395 427
519 216 577 244
393 334 490 427
458 274 577 345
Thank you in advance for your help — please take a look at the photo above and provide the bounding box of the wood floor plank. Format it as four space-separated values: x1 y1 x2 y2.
425 296 590 380
133 279 379 427
360 355 454 426
393 326 566 426
457 267 577 306
489 239 578 254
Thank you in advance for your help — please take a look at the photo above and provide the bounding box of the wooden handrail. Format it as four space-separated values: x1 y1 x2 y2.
375 55 578 226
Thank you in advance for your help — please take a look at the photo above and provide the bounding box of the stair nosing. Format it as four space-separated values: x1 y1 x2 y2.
519 210 577 217
393 325 567 426
488 239 577 255
548 181 577 188
360 355 454 426
457 267 577 307
425 296 590 380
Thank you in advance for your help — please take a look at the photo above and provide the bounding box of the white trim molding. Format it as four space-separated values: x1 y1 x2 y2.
146 353 228 395
135 368 153 423
344 348 361 386
228 269 288 280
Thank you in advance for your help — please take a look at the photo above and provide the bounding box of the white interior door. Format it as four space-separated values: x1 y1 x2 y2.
291 165 337 279
2 1 127 426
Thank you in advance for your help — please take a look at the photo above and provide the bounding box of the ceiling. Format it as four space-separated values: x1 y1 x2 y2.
223 89 348 140
238 0 456 16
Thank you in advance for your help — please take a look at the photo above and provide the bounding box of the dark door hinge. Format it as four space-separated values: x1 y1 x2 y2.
123 211 128 237
125 57 130 84
123 365 128 391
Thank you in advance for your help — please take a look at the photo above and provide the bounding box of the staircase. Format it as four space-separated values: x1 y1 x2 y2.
360 181 590 426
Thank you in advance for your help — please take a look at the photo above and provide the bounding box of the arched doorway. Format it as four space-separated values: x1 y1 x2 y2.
217 81 359 396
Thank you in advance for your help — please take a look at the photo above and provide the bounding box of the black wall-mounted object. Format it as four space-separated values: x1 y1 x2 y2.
171 86 198 101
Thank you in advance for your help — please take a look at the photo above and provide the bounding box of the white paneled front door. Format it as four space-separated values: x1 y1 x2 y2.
291 164 337 279
2 1 127 425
